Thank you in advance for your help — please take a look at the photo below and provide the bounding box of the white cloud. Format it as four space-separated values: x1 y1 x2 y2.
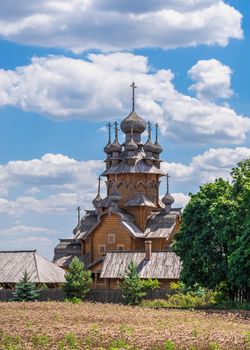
188 59 233 101
0 1 242 52
172 193 190 208
163 147 250 186
0 153 103 193
0 54 250 144
0 225 57 237
0 147 249 217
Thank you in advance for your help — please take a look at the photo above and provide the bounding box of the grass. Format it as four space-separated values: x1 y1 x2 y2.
0 302 249 349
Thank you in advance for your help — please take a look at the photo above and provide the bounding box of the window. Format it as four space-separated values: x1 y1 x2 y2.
117 244 124 251
99 244 106 254
108 233 115 244
96 272 105 284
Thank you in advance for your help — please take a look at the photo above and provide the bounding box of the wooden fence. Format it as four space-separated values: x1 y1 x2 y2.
0 288 167 303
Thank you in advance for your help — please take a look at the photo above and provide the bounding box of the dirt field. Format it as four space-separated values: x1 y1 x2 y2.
0 302 249 349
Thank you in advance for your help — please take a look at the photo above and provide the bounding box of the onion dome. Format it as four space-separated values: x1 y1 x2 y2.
104 122 112 155
162 173 174 207
121 111 147 135
92 193 102 207
144 121 156 153
162 192 174 206
109 190 121 203
125 138 137 152
110 121 122 153
92 176 102 208
154 142 163 154
125 121 138 152
110 140 122 153
153 123 163 154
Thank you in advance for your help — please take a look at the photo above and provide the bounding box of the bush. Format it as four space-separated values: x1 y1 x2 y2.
141 283 221 309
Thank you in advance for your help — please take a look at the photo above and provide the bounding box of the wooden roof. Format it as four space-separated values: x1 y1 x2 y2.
102 157 165 176
101 251 181 279
53 252 90 268
125 193 156 208
145 211 179 238
0 250 65 283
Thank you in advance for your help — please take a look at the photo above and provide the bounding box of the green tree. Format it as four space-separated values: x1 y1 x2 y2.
174 179 236 290
174 160 250 301
228 160 250 301
119 261 159 305
12 270 40 301
63 257 92 300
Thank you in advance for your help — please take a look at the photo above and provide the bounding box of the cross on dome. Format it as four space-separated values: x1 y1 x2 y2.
130 82 137 111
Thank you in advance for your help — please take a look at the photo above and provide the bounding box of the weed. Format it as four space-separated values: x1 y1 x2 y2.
64 333 80 350
208 341 221 350
191 328 198 337
109 338 130 349
119 323 135 335
164 340 176 350
31 334 50 348
244 331 250 346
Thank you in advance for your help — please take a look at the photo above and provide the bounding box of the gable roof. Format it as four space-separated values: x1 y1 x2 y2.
0 250 65 283
101 251 181 279
78 208 144 240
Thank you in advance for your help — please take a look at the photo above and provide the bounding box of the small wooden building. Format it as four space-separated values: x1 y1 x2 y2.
0 250 65 288
53 84 181 289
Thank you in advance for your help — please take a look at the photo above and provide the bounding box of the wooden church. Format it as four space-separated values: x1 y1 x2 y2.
53 83 181 289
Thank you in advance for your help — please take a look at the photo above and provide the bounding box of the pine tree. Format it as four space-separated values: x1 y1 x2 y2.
12 270 40 301
119 261 159 305
63 257 92 300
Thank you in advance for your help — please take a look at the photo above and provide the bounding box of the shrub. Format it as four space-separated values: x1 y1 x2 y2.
63 257 92 300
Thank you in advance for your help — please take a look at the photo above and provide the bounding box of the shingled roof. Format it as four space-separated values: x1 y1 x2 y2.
0 250 65 284
101 251 181 279
144 210 180 239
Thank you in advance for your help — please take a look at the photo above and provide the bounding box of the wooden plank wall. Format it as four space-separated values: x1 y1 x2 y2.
91 215 133 261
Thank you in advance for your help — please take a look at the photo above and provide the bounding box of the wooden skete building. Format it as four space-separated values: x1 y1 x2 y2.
53 83 181 290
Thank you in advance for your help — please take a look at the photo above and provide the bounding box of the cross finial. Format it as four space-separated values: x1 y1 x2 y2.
130 82 137 111
114 121 119 141
166 173 170 194
147 121 152 140
77 206 81 226
106 122 112 143
97 176 101 195
155 123 159 143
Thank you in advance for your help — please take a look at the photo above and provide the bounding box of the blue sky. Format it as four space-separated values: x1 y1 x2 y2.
0 0 249 258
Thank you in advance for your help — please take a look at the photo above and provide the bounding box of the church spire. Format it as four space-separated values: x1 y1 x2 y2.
153 123 163 164
162 173 174 213
104 122 112 155
77 206 81 226
120 83 146 143
92 176 102 208
144 121 155 155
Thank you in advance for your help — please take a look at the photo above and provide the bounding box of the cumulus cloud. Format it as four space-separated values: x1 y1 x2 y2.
0 54 250 144
0 153 103 194
163 147 250 187
0 147 249 217
0 0 242 52
0 225 58 237
188 59 233 101
171 193 190 208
